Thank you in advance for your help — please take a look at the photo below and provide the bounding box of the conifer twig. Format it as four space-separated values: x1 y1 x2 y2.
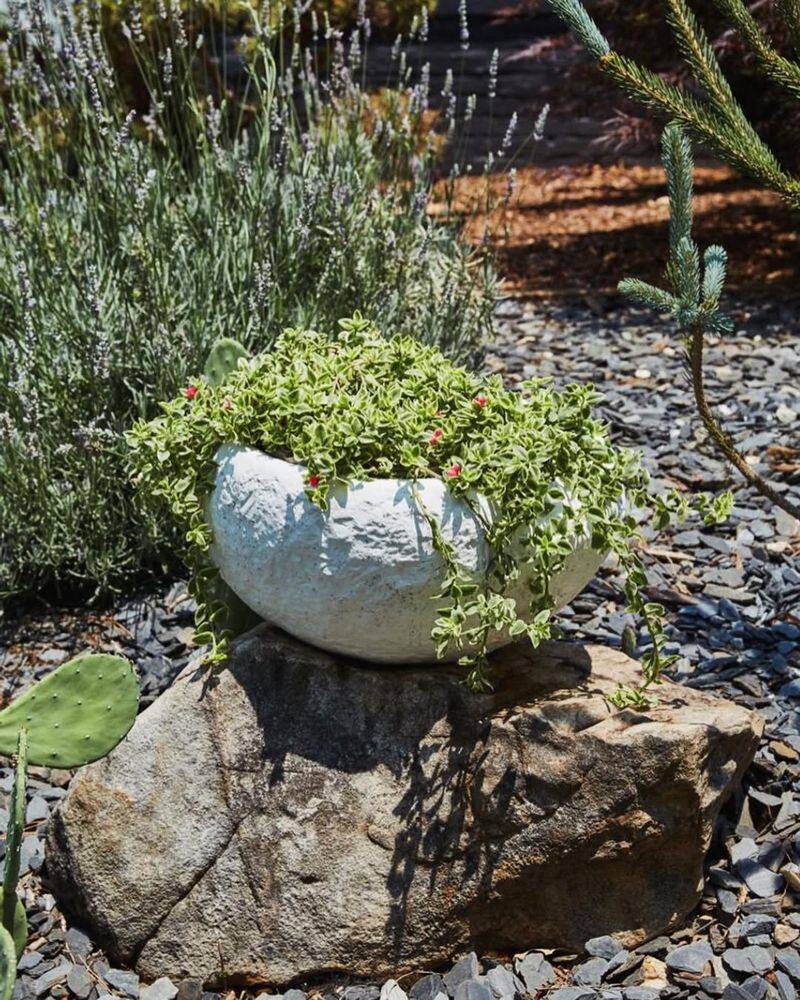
777 0 800 56
687 321 800 520
547 0 800 210
711 0 800 97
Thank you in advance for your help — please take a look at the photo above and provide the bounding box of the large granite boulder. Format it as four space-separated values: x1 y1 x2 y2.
47 626 761 986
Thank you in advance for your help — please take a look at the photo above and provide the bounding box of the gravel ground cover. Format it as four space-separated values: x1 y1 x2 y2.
1 298 799 1000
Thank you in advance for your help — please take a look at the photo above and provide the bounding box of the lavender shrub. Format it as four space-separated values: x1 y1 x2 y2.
0 0 505 599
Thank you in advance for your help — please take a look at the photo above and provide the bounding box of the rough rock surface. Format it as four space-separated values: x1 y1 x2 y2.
47 626 761 986
209 445 604 663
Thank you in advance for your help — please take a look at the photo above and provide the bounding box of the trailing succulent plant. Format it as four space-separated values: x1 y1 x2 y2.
129 321 732 703
0 654 139 993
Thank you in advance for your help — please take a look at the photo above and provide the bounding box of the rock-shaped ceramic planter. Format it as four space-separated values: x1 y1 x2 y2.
208 444 607 662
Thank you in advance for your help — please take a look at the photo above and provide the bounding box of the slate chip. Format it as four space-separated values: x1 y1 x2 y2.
514 952 556 992
34 964 71 998
586 937 624 961
734 858 785 897
410 976 447 1000
140 980 178 1000
444 956 481 996
484 967 520 999
739 977 768 1000
573 958 610 987
65 928 93 960
453 981 491 1000
777 949 800 982
380 983 408 1000
102 969 140 999
776 971 797 1000
66 965 94 1000
665 941 713 975
722 946 774 975
697 977 725 998
634 937 670 956
17 954 44 973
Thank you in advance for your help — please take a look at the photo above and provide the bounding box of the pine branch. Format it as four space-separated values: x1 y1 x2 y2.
664 0 737 113
623 120 800 520
662 124 694 249
776 0 800 58
664 0 791 169
701 245 727 304
687 319 800 519
712 0 800 98
546 0 609 58
546 0 800 209
600 51 800 209
617 278 678 311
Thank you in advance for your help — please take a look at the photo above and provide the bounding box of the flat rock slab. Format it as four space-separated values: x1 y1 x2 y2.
47 627 761 986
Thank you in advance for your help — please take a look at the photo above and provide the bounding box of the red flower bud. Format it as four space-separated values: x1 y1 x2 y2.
185 385 198 400
429 428 444 446
474 394 487 408
446 463 462 478
308 475 320 488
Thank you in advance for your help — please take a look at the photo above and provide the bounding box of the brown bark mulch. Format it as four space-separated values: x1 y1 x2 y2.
447 163 799 302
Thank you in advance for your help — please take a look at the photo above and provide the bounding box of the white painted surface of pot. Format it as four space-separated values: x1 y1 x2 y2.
209 444 606 663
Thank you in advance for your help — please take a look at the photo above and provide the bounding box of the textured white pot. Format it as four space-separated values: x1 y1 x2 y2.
209 444 606 663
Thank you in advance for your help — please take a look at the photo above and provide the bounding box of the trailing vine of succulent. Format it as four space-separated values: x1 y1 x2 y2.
128 316 731 702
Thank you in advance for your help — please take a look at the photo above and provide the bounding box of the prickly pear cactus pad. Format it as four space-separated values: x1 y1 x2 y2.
203 337 249 388
2 730 26 944
0 891 27 960
0 924 16 1000
0 654 139 768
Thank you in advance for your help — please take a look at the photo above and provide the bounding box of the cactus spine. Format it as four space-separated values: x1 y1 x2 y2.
203 337 249 388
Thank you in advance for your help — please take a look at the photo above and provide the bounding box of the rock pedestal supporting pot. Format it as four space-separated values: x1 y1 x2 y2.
46 626 762 984
208 444 607 662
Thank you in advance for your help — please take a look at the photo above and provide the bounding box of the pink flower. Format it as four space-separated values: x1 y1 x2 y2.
184 385 198 400
429 428 444 446
446 463 462 478
221 397 233 411
474 394 487 408
308 475 320 488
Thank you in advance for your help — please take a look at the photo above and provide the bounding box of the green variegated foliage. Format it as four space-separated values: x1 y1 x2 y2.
129 315 731 701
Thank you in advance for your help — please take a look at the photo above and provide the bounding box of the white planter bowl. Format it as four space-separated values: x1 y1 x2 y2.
209 444 606 663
